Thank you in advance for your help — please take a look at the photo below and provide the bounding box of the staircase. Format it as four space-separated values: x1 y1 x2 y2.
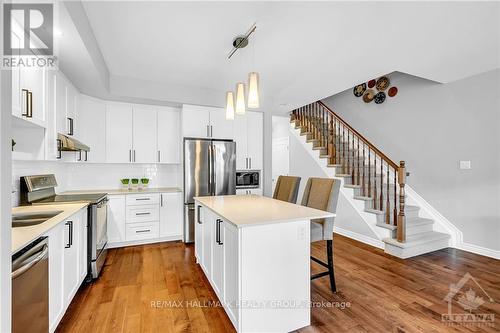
290 101 450 258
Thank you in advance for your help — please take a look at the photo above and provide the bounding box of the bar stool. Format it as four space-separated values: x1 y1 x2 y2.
272 176 301 204
301 177 341 292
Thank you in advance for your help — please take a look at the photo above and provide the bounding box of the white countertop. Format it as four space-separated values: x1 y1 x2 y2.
61 187 182 195
195 195 335 228
12 203 88 254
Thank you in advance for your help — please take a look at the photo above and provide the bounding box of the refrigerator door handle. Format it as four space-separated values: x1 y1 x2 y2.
208 144 213 195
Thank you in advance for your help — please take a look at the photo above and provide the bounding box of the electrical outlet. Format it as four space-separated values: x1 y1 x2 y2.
459 160 471 170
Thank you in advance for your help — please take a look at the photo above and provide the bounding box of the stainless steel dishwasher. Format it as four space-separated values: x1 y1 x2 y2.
12 236 49 333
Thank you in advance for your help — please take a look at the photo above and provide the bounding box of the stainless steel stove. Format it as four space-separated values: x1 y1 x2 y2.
20 174 108 280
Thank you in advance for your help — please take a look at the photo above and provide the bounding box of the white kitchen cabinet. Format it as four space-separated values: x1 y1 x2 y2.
246 112 263 170
194 204 204 263
45 221 65 333
182 104 233 139
77 95 106 162
107 195 126 244
201 209 214 276
157 107 181 163
63 211 81 307
234 116 248 169
182 104 211 138
11 29 22 118
66 85 78 137
55 73 68 135
159 192 183 238
212 216 224 297
133 106 158 163
106 103 133 163
210 107 234 139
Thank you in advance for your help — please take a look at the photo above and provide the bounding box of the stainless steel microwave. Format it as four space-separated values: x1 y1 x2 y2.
236 171 260 189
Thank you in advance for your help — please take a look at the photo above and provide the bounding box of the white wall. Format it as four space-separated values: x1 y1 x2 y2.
322 70 500 251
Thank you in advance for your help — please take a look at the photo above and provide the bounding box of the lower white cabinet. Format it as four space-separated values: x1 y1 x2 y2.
44 208 87 333
107 192 183 247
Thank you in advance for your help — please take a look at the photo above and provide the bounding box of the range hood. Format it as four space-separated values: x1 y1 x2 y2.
57 133 90 152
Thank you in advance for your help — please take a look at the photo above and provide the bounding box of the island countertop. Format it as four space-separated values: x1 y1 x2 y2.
194 195 335 228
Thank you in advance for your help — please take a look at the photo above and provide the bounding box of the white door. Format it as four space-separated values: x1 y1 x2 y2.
233 116 248 169
107 195 126 244
246 111 263 170
212 218 224 298
182 104 210 138
133 106 157 163
157 107 181 163
159 192 183 238
209 108 234 140
106 103 133 163
63 214 80 307
194 204 204 263
78 95 106 162
272 137 290 194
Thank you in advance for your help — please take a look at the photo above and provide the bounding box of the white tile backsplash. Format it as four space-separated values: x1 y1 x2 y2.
11 161 182 207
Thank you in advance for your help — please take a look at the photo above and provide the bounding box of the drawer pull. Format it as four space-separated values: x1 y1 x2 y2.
136 229 151 233
135 212 151 216
136 198 151 201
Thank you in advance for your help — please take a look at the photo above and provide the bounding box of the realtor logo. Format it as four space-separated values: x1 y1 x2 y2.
3 3 53 55
442 272 495 327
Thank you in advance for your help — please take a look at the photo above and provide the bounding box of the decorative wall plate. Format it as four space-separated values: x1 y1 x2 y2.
368 79 376 88
376 76 390 91
363 89 375 103
353 83 367 97
374 91 386 104
388 86 398 97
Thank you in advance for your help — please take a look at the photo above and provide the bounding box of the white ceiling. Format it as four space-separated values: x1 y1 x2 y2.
61 1 500 113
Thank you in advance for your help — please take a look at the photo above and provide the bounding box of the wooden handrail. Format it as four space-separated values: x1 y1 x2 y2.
317 101 399 170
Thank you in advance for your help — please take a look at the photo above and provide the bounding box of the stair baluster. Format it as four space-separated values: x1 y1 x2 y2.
367 147 371 199
380 156 384 213
386 167 391 225
373 154 378 210
397 161 407 242
393 170 397 226
356 137 360 186
362 143 366 196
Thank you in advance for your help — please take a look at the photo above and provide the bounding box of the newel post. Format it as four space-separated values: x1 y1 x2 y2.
397 161 406 242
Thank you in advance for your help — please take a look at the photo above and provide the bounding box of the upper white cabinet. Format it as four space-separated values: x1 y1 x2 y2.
106 102 134 163
133 106 158 163
157 107 181 163
234 111 263 170
78 95 107 163
182 104 233 139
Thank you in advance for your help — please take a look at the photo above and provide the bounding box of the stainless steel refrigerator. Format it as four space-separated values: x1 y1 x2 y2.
183 138 236 242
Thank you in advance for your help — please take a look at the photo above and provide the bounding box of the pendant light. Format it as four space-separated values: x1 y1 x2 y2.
225 91 235 120
247 72 259 108
235 82 246 115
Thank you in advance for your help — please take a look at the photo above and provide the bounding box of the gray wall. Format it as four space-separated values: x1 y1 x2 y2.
322 70 500 250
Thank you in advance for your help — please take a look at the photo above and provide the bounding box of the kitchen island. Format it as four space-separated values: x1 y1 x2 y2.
194 195 335 333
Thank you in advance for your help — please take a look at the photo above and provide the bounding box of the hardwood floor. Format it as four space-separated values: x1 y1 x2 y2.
56 235 499 333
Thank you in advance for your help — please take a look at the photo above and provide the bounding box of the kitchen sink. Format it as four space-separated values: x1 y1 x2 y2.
12 211 63 228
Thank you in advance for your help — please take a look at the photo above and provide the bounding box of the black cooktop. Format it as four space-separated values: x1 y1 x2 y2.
33 193 107 205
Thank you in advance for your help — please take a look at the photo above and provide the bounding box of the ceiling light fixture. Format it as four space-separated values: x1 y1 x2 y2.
247 72 259 108
225 91 235 120
228 23 256 59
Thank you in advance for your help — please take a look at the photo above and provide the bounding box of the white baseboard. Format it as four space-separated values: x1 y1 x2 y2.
456 241 500 260
333 226 384 249
108 235 183 249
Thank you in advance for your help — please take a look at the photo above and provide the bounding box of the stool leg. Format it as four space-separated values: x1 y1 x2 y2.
327 240 337 292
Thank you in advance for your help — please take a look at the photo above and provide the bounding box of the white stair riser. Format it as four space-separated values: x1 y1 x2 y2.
384 238 450 259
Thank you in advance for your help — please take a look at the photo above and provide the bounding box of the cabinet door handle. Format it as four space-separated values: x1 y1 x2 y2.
65 221 73 248
27 91 33 118
56 139 62 159
85 151 88 161
217 219 223 245
77 150 82 161
249 157 251 169
158 150 161 163
136 229 151 233
68 117 74 136
207 125 210 137
21 89 29 117
210 125 213 137
136 198 150 201
160 194 163 207
129 150 132 162
197 205 202 224
215 219 220 244
133 150 136 162
135 212 151 216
